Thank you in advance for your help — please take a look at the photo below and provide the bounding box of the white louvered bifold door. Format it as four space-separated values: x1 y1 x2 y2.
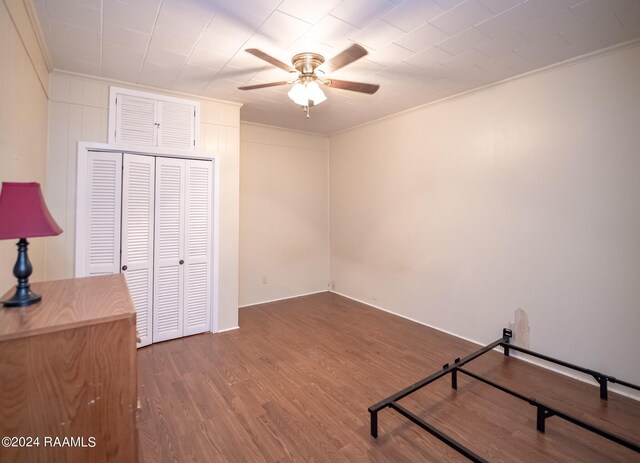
158 101 196 151
153 157 186 343
83 152 123 276
122 154 155 347
183 160 212 336
115 94 157 146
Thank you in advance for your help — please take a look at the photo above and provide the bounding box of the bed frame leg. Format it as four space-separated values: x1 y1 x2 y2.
503 328 512 356
536 405 546 432
593 375 609 400
370 410 378 438
451 358 460 390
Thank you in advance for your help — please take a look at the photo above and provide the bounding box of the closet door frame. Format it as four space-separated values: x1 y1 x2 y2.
76 141 220 336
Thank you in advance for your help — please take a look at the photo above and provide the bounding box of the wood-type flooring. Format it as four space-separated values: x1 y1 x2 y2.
137 292 640 462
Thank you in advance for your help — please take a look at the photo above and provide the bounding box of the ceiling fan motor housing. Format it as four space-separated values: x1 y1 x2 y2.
292 53 325 75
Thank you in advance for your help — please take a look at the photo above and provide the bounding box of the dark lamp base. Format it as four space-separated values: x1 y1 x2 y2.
1 238 42 308
1 289 42 307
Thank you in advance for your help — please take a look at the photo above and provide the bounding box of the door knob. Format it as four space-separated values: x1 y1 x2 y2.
122 265 128 271
179 260 184 265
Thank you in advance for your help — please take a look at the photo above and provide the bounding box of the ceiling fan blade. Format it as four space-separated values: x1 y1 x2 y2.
245 49 295 73
238 81 291 90
321 44 368 73
325 79 380 94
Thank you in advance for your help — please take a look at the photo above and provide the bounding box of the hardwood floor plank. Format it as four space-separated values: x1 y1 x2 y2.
138 292 640 462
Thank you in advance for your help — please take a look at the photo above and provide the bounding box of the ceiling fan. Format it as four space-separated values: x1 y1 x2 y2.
238 44 380 118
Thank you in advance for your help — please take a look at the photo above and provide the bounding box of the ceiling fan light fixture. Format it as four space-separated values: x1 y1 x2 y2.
288 82 308 106
288 80 326 107
307 80 326 105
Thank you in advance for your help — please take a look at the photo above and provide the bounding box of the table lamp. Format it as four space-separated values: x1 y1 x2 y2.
0 182 62 307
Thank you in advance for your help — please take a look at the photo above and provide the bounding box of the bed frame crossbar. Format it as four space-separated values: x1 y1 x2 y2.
368 328 640 461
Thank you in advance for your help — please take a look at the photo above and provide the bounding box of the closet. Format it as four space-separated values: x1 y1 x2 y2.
108 86 199 151
76 150 213 347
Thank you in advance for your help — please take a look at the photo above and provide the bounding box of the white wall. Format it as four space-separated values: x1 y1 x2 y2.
239 123 329 307
0 0 49 294
329 43 640 388
45 72 241 330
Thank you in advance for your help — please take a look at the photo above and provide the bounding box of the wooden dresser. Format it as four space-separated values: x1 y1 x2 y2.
0 274 138 463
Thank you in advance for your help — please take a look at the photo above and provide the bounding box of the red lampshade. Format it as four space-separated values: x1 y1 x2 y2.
0 182 63 240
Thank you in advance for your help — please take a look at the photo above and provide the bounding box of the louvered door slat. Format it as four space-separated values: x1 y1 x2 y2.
153 157 185 342
184 160 212 335
122 154 155 347
158 101 195 150
85 152 122 276
115 95 157 146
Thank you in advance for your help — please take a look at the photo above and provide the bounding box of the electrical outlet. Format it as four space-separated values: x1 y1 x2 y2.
261 276 268 285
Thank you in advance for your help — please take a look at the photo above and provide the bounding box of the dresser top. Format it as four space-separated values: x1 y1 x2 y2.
0 274 135 341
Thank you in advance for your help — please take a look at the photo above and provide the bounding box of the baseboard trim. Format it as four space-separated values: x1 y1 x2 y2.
216 326 239 334
239 290 329 308
330 290 639 401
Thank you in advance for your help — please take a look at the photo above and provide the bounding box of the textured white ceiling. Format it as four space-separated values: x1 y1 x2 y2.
32 0 640 134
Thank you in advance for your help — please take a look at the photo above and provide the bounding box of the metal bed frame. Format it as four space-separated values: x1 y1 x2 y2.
369 328 640 463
